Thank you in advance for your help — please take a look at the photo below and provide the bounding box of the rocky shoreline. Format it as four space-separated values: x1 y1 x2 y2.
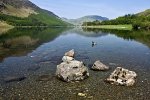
56 49 137 86
2 49 137 87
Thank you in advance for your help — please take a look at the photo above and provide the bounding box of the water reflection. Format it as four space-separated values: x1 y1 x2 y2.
0 27 150 100
1 27 150 62
63 28 108 37
0 27 14 35
83 28 150 48
0 27 68 61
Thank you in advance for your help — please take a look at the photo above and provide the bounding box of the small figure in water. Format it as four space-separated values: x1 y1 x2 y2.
92 41 97 47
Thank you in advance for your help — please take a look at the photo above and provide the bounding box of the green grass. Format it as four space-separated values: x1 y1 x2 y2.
82 25 133 30
30 10 69 26
0 10 70 27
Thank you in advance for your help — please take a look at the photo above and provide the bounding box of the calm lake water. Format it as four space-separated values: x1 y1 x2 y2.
0 27 150 100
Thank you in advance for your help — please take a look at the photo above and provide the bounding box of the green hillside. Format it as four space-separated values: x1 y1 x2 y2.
83 9 150 30
0 0 69 27
137 9 150 17
30 10 68 26
0 10 68 26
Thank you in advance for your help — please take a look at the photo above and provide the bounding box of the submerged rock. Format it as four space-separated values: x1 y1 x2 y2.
106 67 137 86
36 75 53 81
91 60 109 71
65 49 75 57
4 76 26 83
62 56 74 62
56 60 89 82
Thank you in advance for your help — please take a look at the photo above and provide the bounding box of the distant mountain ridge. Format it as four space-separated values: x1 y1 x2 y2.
62 15 109 25
83 9 150 30
0 0 68 26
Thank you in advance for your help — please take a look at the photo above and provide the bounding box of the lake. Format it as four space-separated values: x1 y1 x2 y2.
0 27 150 100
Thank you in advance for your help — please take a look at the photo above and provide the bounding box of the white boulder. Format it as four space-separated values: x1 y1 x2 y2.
56 60 89 82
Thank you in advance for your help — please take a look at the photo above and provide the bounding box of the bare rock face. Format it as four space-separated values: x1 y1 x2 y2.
65 49 75 57
62 56 74 62
56 60 89 82
0 2 5 11
91 60 109 71
1 0 39 9
106 67 137 86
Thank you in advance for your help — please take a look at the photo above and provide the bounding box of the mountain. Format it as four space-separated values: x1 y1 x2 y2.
62 15 109 25
0 0 68 26
136 9 150 17
83 9 150 30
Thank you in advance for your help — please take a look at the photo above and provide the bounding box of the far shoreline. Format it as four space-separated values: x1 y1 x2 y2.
82 24 133 30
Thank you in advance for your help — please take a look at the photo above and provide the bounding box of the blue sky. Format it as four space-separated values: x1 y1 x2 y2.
30 0 150 19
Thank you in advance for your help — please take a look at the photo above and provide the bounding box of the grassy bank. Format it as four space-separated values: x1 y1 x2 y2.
82 25 133 30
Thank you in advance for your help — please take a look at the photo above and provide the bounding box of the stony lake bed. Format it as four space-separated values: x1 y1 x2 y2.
0 28 150 100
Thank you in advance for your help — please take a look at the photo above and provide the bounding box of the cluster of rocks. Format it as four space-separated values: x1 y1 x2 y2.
56 49 137 86
56 49 89 82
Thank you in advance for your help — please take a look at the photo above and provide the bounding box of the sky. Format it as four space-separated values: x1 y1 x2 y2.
30 0 150 19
